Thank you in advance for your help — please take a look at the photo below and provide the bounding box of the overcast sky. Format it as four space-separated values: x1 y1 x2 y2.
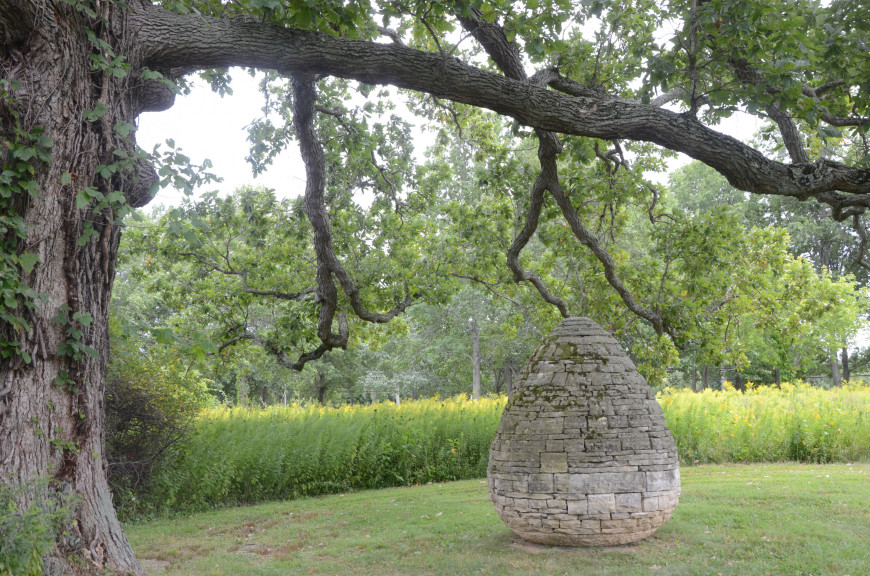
137 72 307 208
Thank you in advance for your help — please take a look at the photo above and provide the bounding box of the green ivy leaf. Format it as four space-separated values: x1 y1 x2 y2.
114 122 135 137
83 104 107 122
17 253 40 273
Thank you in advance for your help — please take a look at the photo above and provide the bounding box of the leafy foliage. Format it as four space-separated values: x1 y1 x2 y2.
0 478 78 576
106 320 213 518
0 79 52 367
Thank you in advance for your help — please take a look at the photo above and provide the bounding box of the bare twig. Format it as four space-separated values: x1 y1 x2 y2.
450 273 525 307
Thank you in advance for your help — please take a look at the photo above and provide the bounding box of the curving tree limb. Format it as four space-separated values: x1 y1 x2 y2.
458 9 666 333
289 74 416 366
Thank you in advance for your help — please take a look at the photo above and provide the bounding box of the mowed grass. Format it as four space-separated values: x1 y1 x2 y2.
127 463 870 576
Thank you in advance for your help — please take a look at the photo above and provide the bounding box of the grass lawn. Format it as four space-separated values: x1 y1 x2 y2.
126 463 869 576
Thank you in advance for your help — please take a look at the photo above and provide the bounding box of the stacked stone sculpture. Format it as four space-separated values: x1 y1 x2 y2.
488 317 680 546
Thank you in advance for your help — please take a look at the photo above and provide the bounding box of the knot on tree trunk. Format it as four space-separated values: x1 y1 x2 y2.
132 73 177 115
125 156 159 208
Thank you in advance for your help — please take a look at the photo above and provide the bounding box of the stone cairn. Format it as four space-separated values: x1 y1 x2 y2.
488 317 680 546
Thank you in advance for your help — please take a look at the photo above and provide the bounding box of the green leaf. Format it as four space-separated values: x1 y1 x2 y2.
12 147 36 161
817 125 842 139
20 180 39 198
183 230 201 246
75 191 92 209
140 68 164 80
73 311 94 327
17 253 40 273
114 122 135 137
83 104 107 122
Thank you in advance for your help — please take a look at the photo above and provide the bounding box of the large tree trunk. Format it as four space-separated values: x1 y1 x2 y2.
0 2 160 573
504 362 515 399
831 349 841 387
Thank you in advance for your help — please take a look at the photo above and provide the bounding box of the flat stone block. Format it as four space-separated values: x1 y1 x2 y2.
582 472 646 494
646 468 680 492
587 494 615 514
540 452 568 473
528 473 554 493
642 496 660 512
567 499 588 515
615 492 642 512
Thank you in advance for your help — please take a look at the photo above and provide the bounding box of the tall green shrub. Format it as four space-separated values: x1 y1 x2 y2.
106 321 213 518
659 380 870 463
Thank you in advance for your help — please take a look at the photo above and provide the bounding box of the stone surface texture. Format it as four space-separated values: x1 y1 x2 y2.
488 317 680 546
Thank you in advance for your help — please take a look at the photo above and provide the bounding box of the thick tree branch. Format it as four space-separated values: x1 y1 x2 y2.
506 178 571 317
455 10 570 317
801 84 870 127
134 4 870 211
292 73 348 359
853 214 870 272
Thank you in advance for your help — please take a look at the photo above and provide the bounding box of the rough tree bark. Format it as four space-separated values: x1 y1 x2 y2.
2 1 870 573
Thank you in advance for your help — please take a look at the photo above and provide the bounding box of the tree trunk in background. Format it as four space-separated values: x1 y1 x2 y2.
831 350 841 387
315 374 326 405
471 317 481 399
775 367 782 388
237 372 248 405
841 348 850 382
691 366 698 391
505 363 515 399
702 366 709 390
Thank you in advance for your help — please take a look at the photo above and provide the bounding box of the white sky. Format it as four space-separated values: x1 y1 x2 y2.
137 73 307 207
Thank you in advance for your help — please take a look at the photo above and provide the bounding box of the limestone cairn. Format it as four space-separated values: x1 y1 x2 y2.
488 317 680 546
